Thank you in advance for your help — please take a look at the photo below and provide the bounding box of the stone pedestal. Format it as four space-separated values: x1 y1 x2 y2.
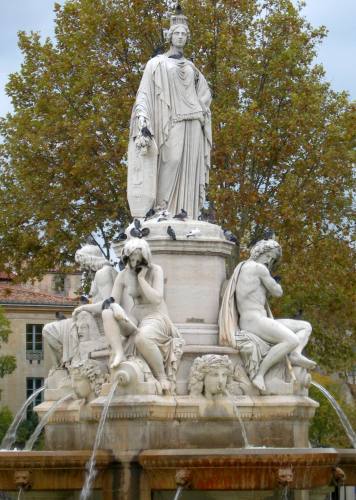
39 394 318 454
113 220 234 326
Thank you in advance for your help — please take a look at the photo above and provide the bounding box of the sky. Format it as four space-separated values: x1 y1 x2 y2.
0 0 355 117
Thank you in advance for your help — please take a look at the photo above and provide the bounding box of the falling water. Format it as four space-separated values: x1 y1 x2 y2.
1 385 45 450
232 401 249 448
280 485 290 500
80 380 118 500
24 393 73 451
173 486 184 500
311 381 356 449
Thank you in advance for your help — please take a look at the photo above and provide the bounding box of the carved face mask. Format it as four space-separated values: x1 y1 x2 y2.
204 368 228 397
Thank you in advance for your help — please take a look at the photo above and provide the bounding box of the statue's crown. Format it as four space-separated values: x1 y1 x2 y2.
170 4 188 28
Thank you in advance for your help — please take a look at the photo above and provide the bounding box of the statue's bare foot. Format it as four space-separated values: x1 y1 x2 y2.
110 353 125 369
158 378 171 394
289 353 316 370
252 374 266 392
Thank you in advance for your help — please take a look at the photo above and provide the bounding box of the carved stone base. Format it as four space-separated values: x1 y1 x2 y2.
42 394 318 454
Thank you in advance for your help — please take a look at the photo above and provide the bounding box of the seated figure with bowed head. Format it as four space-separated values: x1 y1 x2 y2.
219 239 316 393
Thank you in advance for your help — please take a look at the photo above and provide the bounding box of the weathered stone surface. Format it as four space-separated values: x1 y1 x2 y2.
138 448 339 491
42 394 318 454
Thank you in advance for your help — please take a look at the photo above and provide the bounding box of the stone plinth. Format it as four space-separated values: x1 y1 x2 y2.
41 394 318 454
113 220 234 325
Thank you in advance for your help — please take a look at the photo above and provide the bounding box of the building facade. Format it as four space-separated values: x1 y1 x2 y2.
0 273 80 416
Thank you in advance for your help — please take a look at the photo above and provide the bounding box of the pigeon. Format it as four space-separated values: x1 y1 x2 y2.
223 229 238 244
114 232 127 242
174 208 188 221
130 226 142 238
130 218 150 238
167 226 176 240
55 312 66 321
144 208 156 221
186 228 201 238
141 126 153 139
79 295 90 304
263 228 275 240
102 297 115 310
293 309 303 320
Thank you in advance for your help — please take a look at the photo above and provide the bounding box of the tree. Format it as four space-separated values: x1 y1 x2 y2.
0 406 13 444
0 306 16 442
0 0 354 369
0 306 16 378
309 373 356 448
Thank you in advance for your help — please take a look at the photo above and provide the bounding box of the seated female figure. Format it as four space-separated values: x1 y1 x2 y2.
102 238 183 394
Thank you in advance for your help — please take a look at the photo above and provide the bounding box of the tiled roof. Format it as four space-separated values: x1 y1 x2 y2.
0 283 78 306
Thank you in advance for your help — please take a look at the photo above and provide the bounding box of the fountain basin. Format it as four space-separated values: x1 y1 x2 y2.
0 450 114 492
337 449 356 486
139 448 339 491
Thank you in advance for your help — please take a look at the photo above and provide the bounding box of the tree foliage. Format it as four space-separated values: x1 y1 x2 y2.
0 0 354 369
309 374 356 449
0 406 13 443
0 306 16 378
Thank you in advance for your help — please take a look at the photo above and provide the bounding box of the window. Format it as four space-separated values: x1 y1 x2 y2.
53 274 65 293
26 324 43 361
26 377 44 415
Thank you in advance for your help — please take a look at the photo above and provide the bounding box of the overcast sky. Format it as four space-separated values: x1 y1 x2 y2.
0 0 355 117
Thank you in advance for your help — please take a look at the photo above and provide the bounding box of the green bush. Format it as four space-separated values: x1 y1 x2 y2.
310 374 356 448
0 406 13 443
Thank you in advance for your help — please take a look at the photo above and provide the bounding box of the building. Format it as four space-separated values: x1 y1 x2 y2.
0 272 80 416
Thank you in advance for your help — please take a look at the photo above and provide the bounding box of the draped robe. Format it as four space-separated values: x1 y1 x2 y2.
129 54 212 219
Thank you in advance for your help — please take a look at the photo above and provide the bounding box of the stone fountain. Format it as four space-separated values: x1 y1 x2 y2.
0 6 355 500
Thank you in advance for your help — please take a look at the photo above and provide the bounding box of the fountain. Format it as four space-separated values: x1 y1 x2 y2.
24 393 74 451
0 385 45 450
0 5 355 500
311 381 356 449
80 380 119 500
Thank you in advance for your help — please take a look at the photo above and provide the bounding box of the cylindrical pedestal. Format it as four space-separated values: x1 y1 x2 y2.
113 220 234 325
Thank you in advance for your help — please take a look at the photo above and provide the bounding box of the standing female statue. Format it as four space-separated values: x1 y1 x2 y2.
127 7 212 219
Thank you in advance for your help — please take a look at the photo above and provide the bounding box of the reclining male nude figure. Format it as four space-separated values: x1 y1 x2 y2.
235 239 316 392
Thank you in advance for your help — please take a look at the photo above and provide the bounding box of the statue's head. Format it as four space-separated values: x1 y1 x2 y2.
166 5 190 48
75 244 108 272
166 24 190 48
188 355 233 400
250 239 282 270
70 360 108 402
121 238 152 270
75 310 101 342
